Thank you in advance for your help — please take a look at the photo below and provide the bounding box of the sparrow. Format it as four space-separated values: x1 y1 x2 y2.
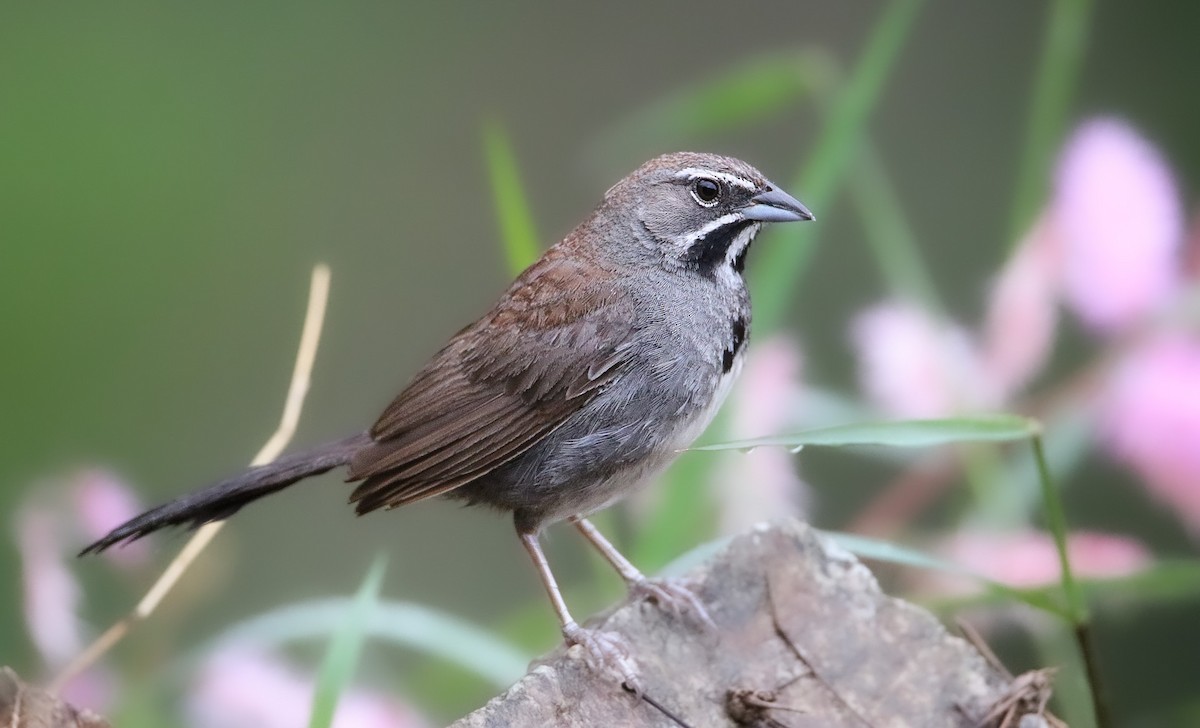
82 151 814 687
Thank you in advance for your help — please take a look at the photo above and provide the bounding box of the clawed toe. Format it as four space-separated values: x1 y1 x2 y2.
629 577 715 629
562 622 641 691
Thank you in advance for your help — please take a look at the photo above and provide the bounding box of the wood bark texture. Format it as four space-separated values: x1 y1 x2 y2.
0 667 109 728
453 520 1018 728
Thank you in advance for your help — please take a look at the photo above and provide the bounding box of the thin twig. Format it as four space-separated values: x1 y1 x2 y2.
957 620 1065 728
51 264 332 692
624 683 694 728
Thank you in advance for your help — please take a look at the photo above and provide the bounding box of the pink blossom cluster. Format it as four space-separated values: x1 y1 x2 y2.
16 470 148 686
13 470 426 727
852 117 1200 545
938 529 1150 592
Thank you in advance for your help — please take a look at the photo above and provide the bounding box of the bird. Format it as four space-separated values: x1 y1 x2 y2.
81 151 814 687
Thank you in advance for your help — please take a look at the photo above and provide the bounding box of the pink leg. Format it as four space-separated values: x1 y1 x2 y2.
518 528 640 689
571 516 714 628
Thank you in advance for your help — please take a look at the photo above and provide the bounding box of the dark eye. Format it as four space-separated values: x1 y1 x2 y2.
691 177 721 205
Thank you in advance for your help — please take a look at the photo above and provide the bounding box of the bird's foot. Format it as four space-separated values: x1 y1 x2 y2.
629 577 715 629
562 621 641 693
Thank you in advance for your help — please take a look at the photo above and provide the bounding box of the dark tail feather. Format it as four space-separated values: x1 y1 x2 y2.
79 432 371 555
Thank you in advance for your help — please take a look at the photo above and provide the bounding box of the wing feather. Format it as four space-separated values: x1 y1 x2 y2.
346 249 635 513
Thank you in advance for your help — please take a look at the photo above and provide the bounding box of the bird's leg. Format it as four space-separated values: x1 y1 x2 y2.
570 516 713 628
517 528 640 689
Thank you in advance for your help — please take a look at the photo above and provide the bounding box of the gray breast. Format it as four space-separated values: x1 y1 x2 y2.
458 270 750 529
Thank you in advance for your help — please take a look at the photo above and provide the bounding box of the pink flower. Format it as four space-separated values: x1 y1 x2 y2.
982 213 1061 397
187 645 427 728
1100 332 1200 532
712 337 809 533
854 221 1061 418
939 530 1150 590
1054 117 1182 334
16 508 85 667
10 468 150 712
852 302 999 418
71 469 149 567
15 501 119 711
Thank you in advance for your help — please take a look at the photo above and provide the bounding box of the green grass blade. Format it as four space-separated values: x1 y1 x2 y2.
203 597 529 688
1039 622 1098 727
850 141 942 311
970 401 1095 528
308 556 387 728
826 530 1072 617
924 556 1200 692
1007 0 1094 246
823 530 965 572
636 407 1027 568
695 414 1039 452
588 50 832 167
1032 434 1112 727
752 0 928 335
482 121 539 276
1031 436 1086 624
623 0 926 570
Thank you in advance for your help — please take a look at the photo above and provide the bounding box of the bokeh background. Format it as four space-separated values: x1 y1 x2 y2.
4 2 1199 726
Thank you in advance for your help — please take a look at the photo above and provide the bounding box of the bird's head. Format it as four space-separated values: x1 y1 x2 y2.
601 152 814 277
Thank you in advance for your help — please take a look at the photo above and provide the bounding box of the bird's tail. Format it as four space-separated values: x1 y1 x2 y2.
79 432 371 555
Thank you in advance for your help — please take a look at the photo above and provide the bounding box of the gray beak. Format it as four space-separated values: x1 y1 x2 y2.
742 185 815 223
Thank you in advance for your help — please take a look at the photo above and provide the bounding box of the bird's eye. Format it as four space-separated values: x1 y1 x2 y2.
691 177 721 206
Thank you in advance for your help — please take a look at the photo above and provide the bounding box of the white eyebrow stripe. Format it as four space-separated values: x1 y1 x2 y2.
680 212 744 246
673 168 758 191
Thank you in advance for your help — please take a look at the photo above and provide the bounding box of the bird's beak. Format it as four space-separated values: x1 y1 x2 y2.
741 185 815 223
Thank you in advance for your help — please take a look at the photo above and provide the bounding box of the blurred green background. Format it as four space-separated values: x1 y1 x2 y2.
3 1 1199 725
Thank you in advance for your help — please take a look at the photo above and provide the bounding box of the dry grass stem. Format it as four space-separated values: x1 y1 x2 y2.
50 264 332 692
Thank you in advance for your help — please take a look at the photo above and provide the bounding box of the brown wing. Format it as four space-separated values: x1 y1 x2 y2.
346 249 633 514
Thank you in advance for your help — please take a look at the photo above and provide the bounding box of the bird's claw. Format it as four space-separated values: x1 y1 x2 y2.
629 577 715 630
562 621 641 693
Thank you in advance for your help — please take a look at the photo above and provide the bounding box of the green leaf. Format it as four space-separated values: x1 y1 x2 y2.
307 556 387 728
482 121 539 276
694 414 1040 452
588 51 831 166
203 597 530 689
626 0 927 572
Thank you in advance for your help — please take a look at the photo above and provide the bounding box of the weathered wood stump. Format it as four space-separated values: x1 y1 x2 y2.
454 520 1015 727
